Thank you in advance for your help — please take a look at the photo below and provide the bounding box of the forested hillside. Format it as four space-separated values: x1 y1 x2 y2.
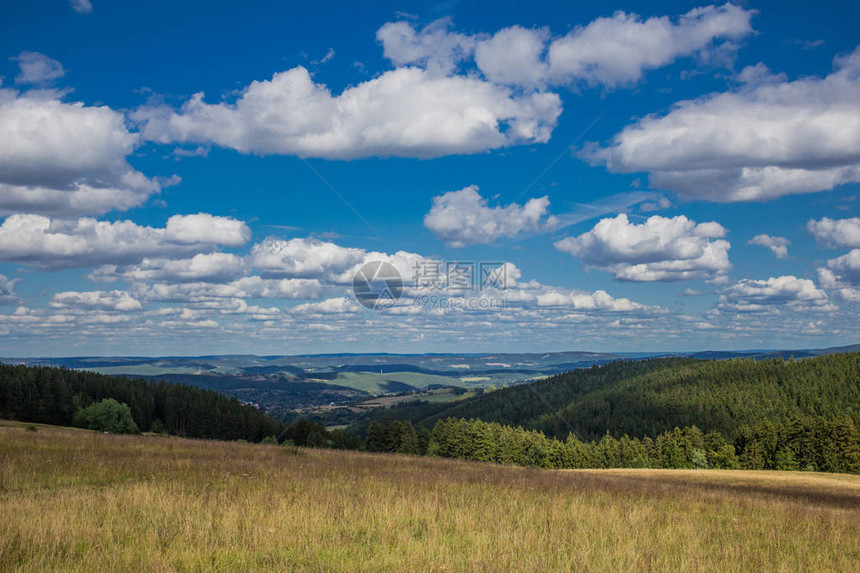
0 364 283 442
344 358 691 433
357 353 860 441
536 354 860 440
3 353 860 473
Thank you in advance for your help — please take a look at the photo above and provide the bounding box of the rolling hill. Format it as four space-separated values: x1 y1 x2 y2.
5 345 858 414
346 352 860 441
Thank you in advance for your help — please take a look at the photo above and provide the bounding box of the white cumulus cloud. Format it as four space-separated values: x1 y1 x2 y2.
807 217 860 248
554 213 731 281
748 234 790 258
823 249 860 286
534 288 650 312
818 267 860 303
424 186 558 247
249 237 366 279
589 46 860 201
379 5 754 89
715 275 833 313
0 274 19 305
134 66 561 160
89 253 248 284
50 290 143 312
0 213 249 269
474 26 550 88
547 3 754 88
134 277 323 303
0 89 166 216
376 18 476 76
291 297 363 315
165 213 250 247
249 237 425 285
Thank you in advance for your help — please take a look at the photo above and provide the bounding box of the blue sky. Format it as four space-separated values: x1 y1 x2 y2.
0 0 858 355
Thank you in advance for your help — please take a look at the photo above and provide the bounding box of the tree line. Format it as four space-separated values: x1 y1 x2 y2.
279 414 860 473
4 355 860 474
276 414 860 473
278 352 860 474
426 415 860 473
0 363 283 442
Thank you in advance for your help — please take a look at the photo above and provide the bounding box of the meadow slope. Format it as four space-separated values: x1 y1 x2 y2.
1 421 859 572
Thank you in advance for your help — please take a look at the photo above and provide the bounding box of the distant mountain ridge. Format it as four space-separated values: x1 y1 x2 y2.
6 343 859 372
3 344 858 413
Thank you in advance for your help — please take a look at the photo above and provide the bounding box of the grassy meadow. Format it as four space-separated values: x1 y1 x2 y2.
1 421 858 572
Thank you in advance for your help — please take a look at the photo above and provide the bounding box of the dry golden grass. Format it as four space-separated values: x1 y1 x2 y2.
1 420 859 572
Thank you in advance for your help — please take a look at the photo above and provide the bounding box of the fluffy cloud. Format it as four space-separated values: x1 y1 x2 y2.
250 237 366 279
715 276 833 313
0 90 165 216
299 285 655 317
0 274 18 305
546 3 753 87
133 6 752 162
0 92 136 180
249 237 425 285
379 5 754 89
13 52 65 85
50 290 143 312
818 249 860 303
534 288 650 312
554 214 730 281
69 0 92 14
825 250 860 283
291 297 363 315
164 213 250 246
90 253 248 284
158 317 219 330
134 66 561 160
424 186 558 247
134 276 323 303
0 213 249 269
589 47 860 201
474 26 550 87
2 306 135 333
748 234 790 258
807 217 860 248
818 266 860 303
376 18 475 76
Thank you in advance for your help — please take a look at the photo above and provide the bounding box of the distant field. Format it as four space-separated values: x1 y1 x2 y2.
310 371 463 394
313 370 537 394
1 421 859 572
66 363 521 401
423 388 477 403
359 387 471 407
288 387 475 425
78 364 209 377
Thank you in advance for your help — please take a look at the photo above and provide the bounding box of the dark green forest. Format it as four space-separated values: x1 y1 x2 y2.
0 364 283 442
272 412 860 473
290 352 860 473
3 352 860 473
426 415 860 473
345 353 860 441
